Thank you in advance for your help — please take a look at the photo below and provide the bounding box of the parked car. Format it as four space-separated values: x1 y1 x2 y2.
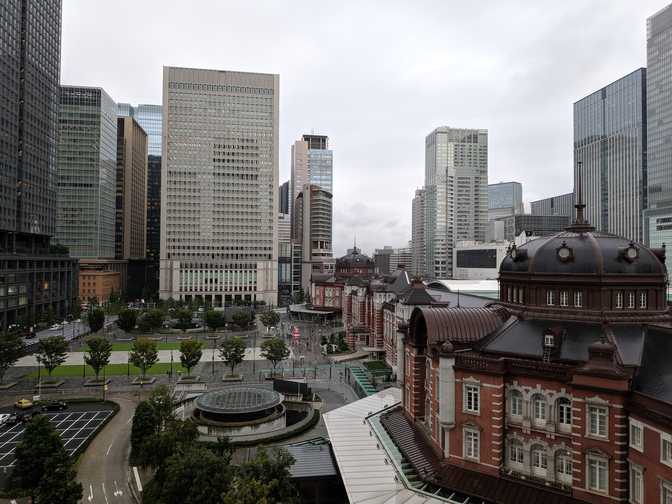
19 411 39 423
41 401 67 412
0 413 11 426
49 324 60 331
14 398 33 410
4 414 19 426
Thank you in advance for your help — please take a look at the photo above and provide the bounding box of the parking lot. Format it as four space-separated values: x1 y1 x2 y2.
0 408 115 473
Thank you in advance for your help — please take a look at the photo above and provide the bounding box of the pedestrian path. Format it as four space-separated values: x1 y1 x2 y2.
14 347 292 367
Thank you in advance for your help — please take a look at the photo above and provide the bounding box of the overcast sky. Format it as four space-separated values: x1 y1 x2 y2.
62 0 665 256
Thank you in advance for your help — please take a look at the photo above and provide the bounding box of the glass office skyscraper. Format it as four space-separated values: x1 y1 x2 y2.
160 67 279 305
57 86 118 258
645 5 672 247
0 0 79 329
424 127 488 279
488 182 523 221
117 103 162 156
530 193 575 218
574 68 646 242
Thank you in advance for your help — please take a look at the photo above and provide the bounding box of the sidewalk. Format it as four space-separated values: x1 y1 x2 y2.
14 347 294 367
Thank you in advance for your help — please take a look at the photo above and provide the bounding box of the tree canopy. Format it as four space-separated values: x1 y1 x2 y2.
219 336 246 376
84 336 112 381
260 338 290 373
179 339 203 376
36 336 68 377
204 310 226 332
117 308 138 332
0 331 26 383
129 337 158 383
259 311 280 329
10 415 82 503
87 307 105 333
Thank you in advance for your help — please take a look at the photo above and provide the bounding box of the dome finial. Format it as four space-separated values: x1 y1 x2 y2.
566 160 595 233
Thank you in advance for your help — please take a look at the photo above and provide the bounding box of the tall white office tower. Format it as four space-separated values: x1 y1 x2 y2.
424 127 488 280
159 67 279 305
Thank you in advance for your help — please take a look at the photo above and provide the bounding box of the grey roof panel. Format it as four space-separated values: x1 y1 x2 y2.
286 443 338 479
634 327 672 403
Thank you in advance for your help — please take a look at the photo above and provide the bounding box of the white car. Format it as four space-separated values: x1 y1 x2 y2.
0 413 11 426
49 324 60 331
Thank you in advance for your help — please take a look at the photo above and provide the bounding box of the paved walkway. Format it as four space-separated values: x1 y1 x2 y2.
14 347 295 367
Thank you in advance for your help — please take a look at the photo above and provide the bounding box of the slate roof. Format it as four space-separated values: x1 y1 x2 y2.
413 306 510 345
286 439 339 480
500 230 666 276
634 326 672 404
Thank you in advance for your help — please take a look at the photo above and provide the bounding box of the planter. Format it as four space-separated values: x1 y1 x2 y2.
35 380 64 389
178 375 201 384
222 374 243 382
131 377 157 385
0 382 18 390
84 378 112 387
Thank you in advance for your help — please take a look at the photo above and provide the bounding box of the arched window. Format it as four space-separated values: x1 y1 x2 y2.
531 445 548 477
509 390 523 418
557 398 572 431
546 290 555 306
574 290 583 307
628 291 635 309
532 395 547 424
508 439 524 466
512 287 518 303
640 291 647 309
507 287 512 302
560 290 568 307
518 288 524 304
616 291 623 309
556 450 572 485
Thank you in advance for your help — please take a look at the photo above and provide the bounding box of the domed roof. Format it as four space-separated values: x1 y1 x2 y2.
195 386 283 415
500 197 667 279
337 247 373 266
500 230 666 276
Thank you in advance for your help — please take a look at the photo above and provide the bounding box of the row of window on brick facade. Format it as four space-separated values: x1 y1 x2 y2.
505 286 648 309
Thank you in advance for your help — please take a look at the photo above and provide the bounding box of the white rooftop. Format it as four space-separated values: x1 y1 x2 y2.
324 388 446 504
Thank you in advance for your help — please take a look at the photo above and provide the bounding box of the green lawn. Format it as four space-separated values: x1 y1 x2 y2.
28 362 188 378
79 341 184 352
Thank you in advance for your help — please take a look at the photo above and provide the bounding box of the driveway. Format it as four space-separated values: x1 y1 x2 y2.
76 396 137 504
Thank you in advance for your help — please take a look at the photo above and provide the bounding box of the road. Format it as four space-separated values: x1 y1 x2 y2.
23 315 118 347
76 396 137 504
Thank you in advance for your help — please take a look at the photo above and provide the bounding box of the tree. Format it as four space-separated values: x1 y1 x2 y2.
219 336 246 377
232 310 252 329
129 337 158 384
291 288 305 304
174 307 193 332
130 400 159 464
148 385 175 427
260 338 290 376
145 446 231 504
49 243 69 255
204 309 226 332
70 303 81 320
259 311 280 330
0 331 26 383
10 415 82 503
87 307 105 333
144 309 165 330
83 336 112 382
229 447 298 504
117 308 137 332
179 339 202 377
35 336 68 378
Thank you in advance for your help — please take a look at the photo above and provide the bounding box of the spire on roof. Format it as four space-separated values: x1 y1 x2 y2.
565 160 595 233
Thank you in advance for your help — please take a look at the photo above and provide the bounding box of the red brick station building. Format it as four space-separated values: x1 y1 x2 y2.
379 204 672 503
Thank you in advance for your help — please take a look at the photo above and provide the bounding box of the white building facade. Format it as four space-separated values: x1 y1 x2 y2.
159 67 279 305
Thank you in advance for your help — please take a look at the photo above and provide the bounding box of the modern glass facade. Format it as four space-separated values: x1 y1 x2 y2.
146 155 162 261
0 0 61 237
57 86 118 258
645 4 672 248
160 67 279 305
117 103 162 157
424 127 488 279
574 68 646 242
488 182 522 210
0 0 79 329
290 134 333 212
411 188 426 277
497 215 570 241
530 193 575 218
279 180 289 214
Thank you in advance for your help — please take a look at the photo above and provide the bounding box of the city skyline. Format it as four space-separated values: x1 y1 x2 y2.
60 0 666 255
